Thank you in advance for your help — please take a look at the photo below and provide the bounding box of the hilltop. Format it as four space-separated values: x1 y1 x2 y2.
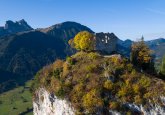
32 51 165 114
32 31 165 114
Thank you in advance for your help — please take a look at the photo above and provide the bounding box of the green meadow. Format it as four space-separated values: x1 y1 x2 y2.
0 80 33 115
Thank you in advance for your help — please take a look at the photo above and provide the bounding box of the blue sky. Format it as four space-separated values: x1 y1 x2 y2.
0 0 165 40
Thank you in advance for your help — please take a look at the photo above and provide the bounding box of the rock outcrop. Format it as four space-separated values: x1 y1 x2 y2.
33 88 75 115
33 88 165 115
125 97 165 115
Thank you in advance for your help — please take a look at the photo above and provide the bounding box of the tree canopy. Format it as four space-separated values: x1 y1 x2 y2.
69 31 95 51
130 37 154 71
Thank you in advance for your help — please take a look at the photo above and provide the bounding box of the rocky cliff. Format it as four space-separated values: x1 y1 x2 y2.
33 89 165 115
33 88 75 115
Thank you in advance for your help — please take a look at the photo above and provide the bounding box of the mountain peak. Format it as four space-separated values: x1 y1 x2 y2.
53 21 83 26
0 19 33 37
17 19 29 25
40 21 93 41
18 19 26 22
51 21 93 31
5 20 14 29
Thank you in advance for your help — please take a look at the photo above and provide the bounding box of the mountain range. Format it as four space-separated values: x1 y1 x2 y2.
0 20 93 92
0 19 164 92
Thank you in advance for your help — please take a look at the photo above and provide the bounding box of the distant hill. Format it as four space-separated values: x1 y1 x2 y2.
0 31 66 76
40 21 93 40
117 39 133 57
0 19 33 37
0 21 94 92
0 31 66 92
146 38 165 67
40 21 94 55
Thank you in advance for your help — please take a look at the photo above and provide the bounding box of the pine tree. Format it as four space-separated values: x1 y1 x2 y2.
130 37 154 72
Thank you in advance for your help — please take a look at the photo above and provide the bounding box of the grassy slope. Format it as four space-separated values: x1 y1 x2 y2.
0 80 33 115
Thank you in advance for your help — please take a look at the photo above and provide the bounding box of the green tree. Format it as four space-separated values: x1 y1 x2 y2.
130 37 154 71
160 55 165 75
72 31 95 51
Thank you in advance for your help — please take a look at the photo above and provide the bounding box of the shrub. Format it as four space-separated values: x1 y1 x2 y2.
53 68 62 79
52 59 64 69
72 83 84 98
55 87 65 99
68 39 74 48
139 76 151 88
62 62 70 77
131 69 136 75
127 64 133 72
110 56 121 65
50 77 61 92
109 101 120 110
117 86 134 102
104 80 113 90
134 95 143 104
85 64 97 72
144 92 152 99
64 79 72 88
133 84 141 94
117 87 127 97
82 89 103 113
126 111 132 115
88 52 99 59
66 57 75 65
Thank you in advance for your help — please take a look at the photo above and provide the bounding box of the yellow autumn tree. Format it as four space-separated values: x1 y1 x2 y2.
82 89 103 113
104 80 113 90
71 31 95 51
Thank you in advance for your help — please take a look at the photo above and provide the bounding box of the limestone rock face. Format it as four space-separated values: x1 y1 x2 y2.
33 88 75 115
33 88 165 115
95 32 118 54
125 97 165 115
